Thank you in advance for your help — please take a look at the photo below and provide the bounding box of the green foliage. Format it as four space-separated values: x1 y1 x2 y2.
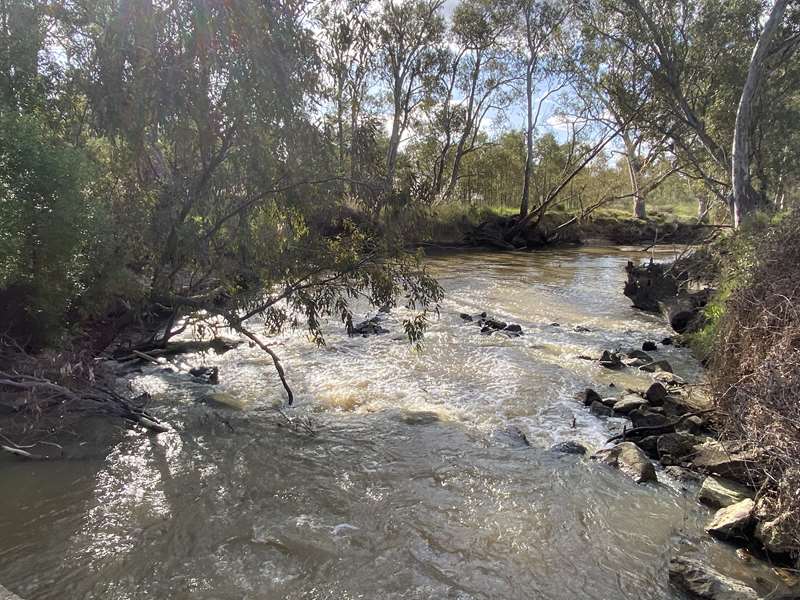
0 112 92 346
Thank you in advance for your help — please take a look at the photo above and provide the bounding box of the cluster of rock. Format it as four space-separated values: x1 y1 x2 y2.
459 312 524 337
579 372 798 597
348 315 390 337
597 344 675 373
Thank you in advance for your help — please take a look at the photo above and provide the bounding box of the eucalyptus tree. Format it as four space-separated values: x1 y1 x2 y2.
376 0 446 198
315 0 377 196
577 0 800 225
420 0 516 203
731 0 795 227
0 0 443 400
514 0 570 217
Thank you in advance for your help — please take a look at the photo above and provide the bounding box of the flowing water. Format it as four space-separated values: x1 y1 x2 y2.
0 247 781 599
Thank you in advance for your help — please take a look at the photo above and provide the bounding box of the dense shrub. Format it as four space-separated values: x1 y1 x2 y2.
0 113 92 348
710 209 800 555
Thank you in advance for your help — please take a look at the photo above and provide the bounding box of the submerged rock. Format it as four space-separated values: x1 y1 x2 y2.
706 498 755 540
668 556 758 600
189 366 219 384
698 476 754 509
501 424 530 447
551 440 590 455
593 442 656 483
639 359 673 373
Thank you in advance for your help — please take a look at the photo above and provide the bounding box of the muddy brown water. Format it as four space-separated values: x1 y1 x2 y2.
0 247 785 599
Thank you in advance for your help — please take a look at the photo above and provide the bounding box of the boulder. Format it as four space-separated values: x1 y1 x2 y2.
599 396 618 408
599 350 624 370
668 556 758 600
551 441 589 455
639 359 673 373
706 498 755 540
593 442 657 483
665 465 704 484
189 366 219 385
644 382 668 405
662 337 674 345
657 432 700 465
459 313 473 322
613 394 649 415
642 340 658 352
626 349 654 362
691 440 760 484
653 371 686 386
482 318 507 330
755 512 797 556
630 408 670 429
698 477 754 509
582 388 602 406
590 401 614 418
505 323 523 333
677 415 705 434
635 435 660 459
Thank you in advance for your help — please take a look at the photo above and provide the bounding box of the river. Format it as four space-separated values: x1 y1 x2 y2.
0 247 774 599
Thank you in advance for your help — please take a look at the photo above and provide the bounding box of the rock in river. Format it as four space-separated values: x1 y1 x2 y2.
593 442 656 483
190 366 219 384
599 350 624 370
669 556 758 600
551 441 590 455
589 401 614 418
698 476 754 509
613 394 648 414
639 359 673 373
582 388 602 406
657 432 700 465
706 498 755 541
642 340 658 351
349 317 389 336
644 382 668 405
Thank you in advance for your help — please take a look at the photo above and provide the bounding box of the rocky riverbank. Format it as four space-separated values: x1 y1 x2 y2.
553 254 799 599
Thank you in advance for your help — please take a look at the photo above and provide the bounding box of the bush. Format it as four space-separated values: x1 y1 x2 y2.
710 208 800 556
0 113 92 349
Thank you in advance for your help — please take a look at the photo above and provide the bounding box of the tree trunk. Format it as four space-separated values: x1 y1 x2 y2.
624 135 646 219
731 0 787 228
520 60 534 217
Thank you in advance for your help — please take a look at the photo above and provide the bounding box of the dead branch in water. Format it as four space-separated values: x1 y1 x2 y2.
0 371 170 434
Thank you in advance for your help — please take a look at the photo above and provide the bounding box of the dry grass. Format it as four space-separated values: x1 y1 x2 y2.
711 209 800 555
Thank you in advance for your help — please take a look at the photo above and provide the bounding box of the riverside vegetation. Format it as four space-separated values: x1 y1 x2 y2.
2 0 800 598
